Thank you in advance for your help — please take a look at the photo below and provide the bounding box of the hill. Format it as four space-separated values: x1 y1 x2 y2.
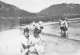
0 1 37 31
0 1 36 17
39 3 80 17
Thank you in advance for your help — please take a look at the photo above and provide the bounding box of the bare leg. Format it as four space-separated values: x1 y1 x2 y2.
61 30 62 37
64 31 66 37
61 30 64 37
35 45 41 55
66 31 68 38
62 30 66 37
22 49 28 55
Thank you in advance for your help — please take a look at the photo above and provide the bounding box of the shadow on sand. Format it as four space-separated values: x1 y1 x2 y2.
41 32 80 43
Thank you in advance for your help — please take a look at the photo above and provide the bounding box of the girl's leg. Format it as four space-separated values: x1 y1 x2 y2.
66 31 68 38
61 30 62 36
22 49 28 55
35 45 41 55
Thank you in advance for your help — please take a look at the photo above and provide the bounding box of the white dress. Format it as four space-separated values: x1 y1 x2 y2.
28 35 43 46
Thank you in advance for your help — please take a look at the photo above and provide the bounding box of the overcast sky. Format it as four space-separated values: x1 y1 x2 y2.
1 0 80 13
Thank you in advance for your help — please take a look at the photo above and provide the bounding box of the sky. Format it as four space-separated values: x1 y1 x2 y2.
1 0 80 13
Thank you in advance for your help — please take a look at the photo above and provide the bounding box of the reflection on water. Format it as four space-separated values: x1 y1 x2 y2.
0 18 20 32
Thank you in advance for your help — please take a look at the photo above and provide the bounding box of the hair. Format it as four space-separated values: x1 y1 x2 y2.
23 28 29 39
34 27 41 35
24 28 29 33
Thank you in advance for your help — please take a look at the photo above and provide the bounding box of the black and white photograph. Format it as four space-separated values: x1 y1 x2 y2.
0 0 80 55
